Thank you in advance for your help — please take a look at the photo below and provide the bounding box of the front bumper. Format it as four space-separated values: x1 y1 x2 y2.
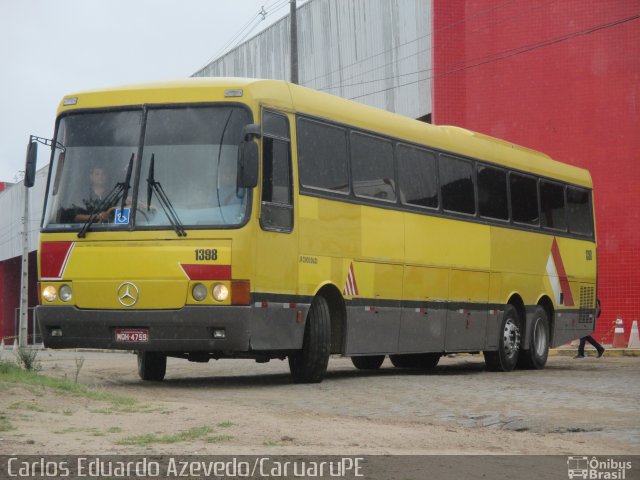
36 304 308 353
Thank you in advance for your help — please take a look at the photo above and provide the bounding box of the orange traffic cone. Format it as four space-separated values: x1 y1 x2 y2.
628 320 640 349
612 318 626 348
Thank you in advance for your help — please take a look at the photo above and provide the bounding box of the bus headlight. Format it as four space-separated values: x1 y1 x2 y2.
43 286 57 302
59 285 73 302
192 284 207 302
212 284 229 302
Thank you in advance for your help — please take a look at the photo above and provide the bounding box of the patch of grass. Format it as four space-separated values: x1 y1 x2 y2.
263 439 284 447
216 421 235 428
8 400 46 413
62 409 74 416
0 360 142 410
16 347 41 371
206 434 234 443
0 360 15 374
107 427 123 434
54 426 106 436
53 427 84 434
89 403 157 415
116 426 213 446
0 415 15 432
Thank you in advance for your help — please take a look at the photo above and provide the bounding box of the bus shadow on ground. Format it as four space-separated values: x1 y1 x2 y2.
141 360 492 389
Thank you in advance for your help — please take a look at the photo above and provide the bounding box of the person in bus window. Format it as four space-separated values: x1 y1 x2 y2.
73 165 113 223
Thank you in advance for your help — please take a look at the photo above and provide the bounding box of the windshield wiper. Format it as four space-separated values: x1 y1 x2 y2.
77 154 134 238
146 154 186 237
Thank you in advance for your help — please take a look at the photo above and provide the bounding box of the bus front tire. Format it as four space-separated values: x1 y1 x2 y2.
484 305 521 372
288 296 331 383
137 351 167 381
517 306 549 370
351 355 385 370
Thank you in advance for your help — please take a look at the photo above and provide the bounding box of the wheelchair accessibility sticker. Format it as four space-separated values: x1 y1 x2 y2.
114 208 131 225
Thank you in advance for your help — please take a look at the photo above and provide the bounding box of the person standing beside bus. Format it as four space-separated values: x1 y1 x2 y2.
575 300 605 358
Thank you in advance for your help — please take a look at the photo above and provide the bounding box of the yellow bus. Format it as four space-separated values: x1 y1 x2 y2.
28 78 597 383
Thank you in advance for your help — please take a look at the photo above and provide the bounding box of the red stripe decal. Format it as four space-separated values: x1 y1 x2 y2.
180 264 231 281
550 238 574 306
41 241 74 279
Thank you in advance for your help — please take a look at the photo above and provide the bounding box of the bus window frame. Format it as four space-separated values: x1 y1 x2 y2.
476 162 510 224
566 185 595 237
397 142 440 212
350 130 398 204
439 153 477 217
509 170 541 228
539 178 568 233
296 116 352 197
260 109 294 234
293 112 594 243
40 102 255 234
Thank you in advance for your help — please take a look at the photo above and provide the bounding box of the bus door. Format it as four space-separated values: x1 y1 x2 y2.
253 109 300 348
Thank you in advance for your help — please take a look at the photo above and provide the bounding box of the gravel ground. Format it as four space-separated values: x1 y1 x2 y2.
1 350 638 455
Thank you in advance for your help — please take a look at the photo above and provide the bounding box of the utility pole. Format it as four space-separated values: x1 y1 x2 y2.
290 0 299 84
18 179 29 348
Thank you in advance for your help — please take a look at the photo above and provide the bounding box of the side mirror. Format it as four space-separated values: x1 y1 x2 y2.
24 138 38 188
241 123 261 141
237 140 259 188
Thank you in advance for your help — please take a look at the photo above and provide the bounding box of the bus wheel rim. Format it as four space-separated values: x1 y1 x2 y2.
534 318 547 357
503 318 520 357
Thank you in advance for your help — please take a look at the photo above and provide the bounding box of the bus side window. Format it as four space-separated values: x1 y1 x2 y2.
540 180 567 231
398 144 438 209
260 111 293 233
439 155 475 215
566 187 593 236
510 172 539 225
478 165 508 220
351 132 396 202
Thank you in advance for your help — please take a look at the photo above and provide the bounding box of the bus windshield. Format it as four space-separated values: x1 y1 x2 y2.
43 106 252 231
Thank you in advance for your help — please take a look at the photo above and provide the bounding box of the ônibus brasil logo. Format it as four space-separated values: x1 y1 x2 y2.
567 456 632 479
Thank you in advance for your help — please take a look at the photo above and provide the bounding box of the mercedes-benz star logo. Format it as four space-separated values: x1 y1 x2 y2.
117 282 139 307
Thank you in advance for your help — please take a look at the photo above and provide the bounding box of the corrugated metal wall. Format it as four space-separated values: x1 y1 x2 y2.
0 168 46 262
194 0 432 119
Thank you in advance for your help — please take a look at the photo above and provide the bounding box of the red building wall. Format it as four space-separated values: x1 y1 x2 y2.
433 0 640 342
0 257 21 345
0 253 38 345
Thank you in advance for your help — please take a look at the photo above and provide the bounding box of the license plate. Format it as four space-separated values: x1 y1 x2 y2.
115 329 149 343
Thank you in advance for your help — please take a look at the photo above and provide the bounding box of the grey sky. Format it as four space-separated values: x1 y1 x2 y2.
0 0 293 182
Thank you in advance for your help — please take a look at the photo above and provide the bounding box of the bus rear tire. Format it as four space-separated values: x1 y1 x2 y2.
484 305 521 372
517 306 549 370
390 353 440 370
137 351 167 381
288 296 331 383
351 355 385 370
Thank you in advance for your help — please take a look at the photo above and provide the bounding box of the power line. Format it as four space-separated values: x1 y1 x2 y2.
302 0 523 88
346 13 640 101
316 47 429 92
195 0 293 76
312 0 560 92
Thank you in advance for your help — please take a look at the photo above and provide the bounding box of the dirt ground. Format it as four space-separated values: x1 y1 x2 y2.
1 350 638 455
